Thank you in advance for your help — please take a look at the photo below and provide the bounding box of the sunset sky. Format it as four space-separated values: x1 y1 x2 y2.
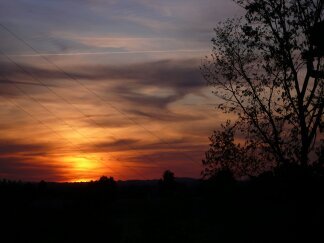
0 0 242 182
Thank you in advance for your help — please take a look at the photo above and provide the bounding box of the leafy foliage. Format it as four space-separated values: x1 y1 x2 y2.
202 121 265 178
201 0 323 177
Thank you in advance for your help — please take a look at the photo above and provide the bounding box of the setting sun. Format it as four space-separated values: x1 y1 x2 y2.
62 155 103 182
66 156 98 171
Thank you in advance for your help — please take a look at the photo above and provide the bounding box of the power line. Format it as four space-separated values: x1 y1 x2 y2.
0 50 170 178
0 22 202 168
1 47 178 178
0 68 151 179
0 73 150 180
0 94 128 180
7 49 208 57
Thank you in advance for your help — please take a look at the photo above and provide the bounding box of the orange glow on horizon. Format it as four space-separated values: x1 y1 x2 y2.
63 156 98 170
62 155 103 182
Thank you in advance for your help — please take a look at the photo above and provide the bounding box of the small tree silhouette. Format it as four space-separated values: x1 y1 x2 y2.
160 170 176 194
96 176 117 197
98 176 116 188
38 180 47 194
163 170 175 184
202 121 264 179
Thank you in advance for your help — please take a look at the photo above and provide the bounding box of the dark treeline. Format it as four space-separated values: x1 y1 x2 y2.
1 170 323 243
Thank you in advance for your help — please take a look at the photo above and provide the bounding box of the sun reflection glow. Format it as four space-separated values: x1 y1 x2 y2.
61 155 100 182
63 155 99 171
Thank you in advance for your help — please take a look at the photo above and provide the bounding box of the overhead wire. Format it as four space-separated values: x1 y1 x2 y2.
0 49 169 178
0 22 202 174
0 93 128 181
0 72 149 180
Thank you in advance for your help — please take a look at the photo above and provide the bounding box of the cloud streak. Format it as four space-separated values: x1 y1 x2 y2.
0 0 237 181
7 49 208 57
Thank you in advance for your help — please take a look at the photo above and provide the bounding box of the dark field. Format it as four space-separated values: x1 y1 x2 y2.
1 175 323 243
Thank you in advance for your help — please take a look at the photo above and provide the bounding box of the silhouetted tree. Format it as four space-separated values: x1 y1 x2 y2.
201 0 323 175
163 170 175 184
94 176 117 198
160 170 176 194
202 121 264 178
314 139 324 173
98 176 116 187
38 180 47 193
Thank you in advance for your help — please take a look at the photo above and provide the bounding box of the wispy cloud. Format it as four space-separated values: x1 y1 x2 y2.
7 49 207 57
0 0 237 181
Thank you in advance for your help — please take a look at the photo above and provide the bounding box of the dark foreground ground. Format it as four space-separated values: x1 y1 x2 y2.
1 173 323 243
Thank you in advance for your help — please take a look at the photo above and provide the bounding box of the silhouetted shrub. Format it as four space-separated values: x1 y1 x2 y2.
159 170 176 195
